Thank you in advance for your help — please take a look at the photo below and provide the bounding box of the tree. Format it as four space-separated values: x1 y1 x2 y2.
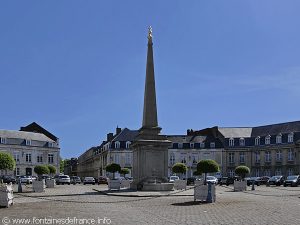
60 159 66 173
197 159 219 184
34 165 50 180
120 168 130 177
235 166 250 180
47 165 56 176
172 163 187 179
0 152 15 174
193 170 202 176
106 163 121 179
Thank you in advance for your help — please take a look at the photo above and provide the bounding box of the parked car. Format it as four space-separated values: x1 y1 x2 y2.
56 175 71 185
0 175 17 184
186 177 196 185
70 176 81 184
256 176 270 185
41 175 51 180
19 175 34 184
246 177 260 186
169 176 179 183
283 175 300 187
219 177 234 186
83 177 96 185
98 176 108 184
267 176 284 186
206 176 218 184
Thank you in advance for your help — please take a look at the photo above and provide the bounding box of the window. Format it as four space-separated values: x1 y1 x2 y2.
26 153 32 162
16 168 20 176
229 138 234 147
228 169 235 177
178 143 183 149
0 137 6 144
192 155 197 164
48 142 54 148
276 134 282 144
255 152 260 163
239 152 245 163
210 142 215 149
126 141 131 149
288 149 294 161
48 154 54 164
239 138 245 146
115 141 120 149
170 153 175 165
200 143 205 148
37 155 43 163
229 153 235 163
25 139 31 146
264 169 271 177
276 150 282 162
13 153 20 162
181 154 186 164
255 137 260 146
114 154 120 164
190 143 194 149
265 151 271 162
288 133 294 143
275 168 281 176
265 135 271 145
287 168 294 176
255 169 260 177
125 153 131 164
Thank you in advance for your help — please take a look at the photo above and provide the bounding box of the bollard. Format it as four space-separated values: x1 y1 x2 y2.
251 180 255 191
18 180 22 193
206 183 213 203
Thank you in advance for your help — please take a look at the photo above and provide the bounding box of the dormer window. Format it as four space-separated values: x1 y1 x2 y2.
210 142 215 149
0 137 6 144
115 141 120 149
126 141 131 149
200 142 205 148
25 139 31 146
288 133 294 143
265 135 271 145
276 134 282 144
239 138 245 146
178 143 183 149
229 138 234 147
48 142 54 148
190 143 194 149
255 137 260 146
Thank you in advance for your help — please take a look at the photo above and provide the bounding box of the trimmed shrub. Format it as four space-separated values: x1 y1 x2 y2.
197 159 219 184
47 165 56 175
106 163 121 179
172 163 187 178
34 165 50 176
235 166 250 179
120 168 130 177
0 152 15 171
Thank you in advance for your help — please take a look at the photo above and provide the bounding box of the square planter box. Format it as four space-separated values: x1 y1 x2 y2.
0 183 14 207
46 179 55 188
194 183 216 203
120 180 131 189
234 180 247 192
33 180 46 192
174 179 187 190
108 179 121 190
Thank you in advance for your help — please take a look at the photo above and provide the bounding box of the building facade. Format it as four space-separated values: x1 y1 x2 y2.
0 122 60 176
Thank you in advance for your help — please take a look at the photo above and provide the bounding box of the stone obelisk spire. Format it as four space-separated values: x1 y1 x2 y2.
141 26 161 135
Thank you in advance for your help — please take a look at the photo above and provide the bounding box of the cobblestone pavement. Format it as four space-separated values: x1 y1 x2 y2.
1 184 300 225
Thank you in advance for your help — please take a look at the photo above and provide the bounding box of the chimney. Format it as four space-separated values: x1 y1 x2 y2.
116 127 122 135
107 133 113 142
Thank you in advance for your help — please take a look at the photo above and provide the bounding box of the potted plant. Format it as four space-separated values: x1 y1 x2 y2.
0 152 15 207
46 165 56 188
120 168 130 188
234 166 250 191
106 163 121 190
172 163 187 190
33 165 50 192
194 159 219 202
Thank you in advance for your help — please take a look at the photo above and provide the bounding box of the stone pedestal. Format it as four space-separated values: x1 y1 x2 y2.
46 179 55 188
0 184 14 207
174 180 187 190
108 179 121 190
234 180 247 192
33 180 45 192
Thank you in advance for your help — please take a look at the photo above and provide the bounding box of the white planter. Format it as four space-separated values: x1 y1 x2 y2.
194 183 216 203
0 183 14 207
234 180 247 192
33 180 45 192
174 180 187 190
120 180 130 189
108 179 121 190
46 179 55 188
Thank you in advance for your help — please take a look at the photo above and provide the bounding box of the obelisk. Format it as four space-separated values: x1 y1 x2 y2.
131 27 172 191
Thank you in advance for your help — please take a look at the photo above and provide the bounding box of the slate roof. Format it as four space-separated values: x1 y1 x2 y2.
218 128 252 138
0 130 54 142
112 128 139 142
251 121 300 137
20 122 58 141
167 135 193 143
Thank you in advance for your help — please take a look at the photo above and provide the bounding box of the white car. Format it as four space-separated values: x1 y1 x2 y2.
169 176 179 183
206 176 218 184
56 175 71 185
83 177 95 185
20 176 34 184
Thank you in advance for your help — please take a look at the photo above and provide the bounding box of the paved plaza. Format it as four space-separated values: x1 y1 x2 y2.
1 184 300 225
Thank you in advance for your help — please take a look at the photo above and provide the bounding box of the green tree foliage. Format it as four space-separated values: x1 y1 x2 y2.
0 152 15 171
47 165 56 175
60 159 66 173
34 165 50 176
106 163 121 179
172 163 187 178
193 170 202 176
235 166 250 179
197 159 219 184
120 168 130 177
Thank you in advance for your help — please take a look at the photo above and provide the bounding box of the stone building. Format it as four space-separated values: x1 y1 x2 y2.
0 122 60 176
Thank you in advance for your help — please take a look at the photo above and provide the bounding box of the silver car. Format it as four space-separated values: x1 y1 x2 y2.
56 175 71 185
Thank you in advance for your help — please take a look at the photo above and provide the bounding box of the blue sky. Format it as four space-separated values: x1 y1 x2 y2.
1 1 300 159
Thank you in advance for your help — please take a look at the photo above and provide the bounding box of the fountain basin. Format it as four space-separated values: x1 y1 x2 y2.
142 183 174 191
